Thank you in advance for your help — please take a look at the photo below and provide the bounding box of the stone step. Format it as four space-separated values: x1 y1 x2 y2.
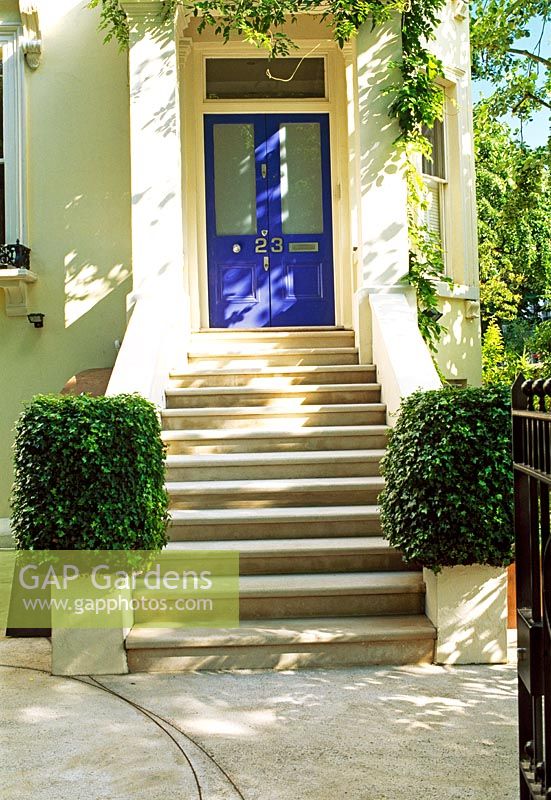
165 383 381 409
164 537 408 574
165 450 385 481
133 571 425 623
162 425 389 455
187 348 359 369
169 364 376 389
166 476 384 509
168 505 382 540
139 336 427 671
195 326 347 331
126 615 436 671
189 329 355 352
161 403 386 431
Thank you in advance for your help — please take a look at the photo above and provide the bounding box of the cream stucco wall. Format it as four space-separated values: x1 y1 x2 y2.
430 3 482 385
354 16 409 289
0 0 131 516
436 291 483 386
0 1 482 517
348 5 481 385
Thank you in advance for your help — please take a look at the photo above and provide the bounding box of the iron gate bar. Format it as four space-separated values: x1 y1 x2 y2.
515 411 551 421
512 374 551 799
516 465 551 487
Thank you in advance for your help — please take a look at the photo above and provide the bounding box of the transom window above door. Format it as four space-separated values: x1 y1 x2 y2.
205 57 326 100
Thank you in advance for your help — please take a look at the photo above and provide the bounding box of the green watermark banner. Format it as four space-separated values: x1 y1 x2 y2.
0 550 239 630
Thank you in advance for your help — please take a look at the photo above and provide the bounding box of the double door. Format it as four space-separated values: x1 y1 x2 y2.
204 113 335 328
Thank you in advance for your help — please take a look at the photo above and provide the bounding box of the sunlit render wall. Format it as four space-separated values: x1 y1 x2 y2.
0 0 131 517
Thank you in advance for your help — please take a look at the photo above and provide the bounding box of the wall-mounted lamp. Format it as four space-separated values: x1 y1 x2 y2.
426 308 443 322
27 313 45 328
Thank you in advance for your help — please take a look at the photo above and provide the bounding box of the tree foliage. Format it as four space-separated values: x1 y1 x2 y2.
191 0 401 55
472 2 551 388
407 224 451 350
470 0 550 119
88 0 129 47
90 0 406 53
480 319 528 385
88 0 446 153
475 107 551 329
389 0 450 350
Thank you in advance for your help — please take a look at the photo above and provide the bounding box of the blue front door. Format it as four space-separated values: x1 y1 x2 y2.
205 114 335 328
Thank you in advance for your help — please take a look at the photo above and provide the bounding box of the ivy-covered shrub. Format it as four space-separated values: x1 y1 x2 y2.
380 386 514 571
12 394 169 550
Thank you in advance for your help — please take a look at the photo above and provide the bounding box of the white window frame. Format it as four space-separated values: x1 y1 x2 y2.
0 26 26 244
421 97 449 271
423 174 447 247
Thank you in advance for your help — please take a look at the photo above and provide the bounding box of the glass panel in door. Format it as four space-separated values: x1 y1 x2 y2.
213 123 257 235
279 122 323 235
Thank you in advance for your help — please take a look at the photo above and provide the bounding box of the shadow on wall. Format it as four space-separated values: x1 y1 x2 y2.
63 194 130 330
360 221 405 284
0 0 134 517
25 2 133 334
355 18 410 288
356 28 403 187
438 300 482 383
65 258 129 328
445 577 508 665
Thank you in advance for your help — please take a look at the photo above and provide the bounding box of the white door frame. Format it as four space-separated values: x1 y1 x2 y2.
180 37 353 331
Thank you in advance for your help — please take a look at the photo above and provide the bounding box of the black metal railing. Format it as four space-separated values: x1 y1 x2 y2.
512 375 551 800
0 240 31 269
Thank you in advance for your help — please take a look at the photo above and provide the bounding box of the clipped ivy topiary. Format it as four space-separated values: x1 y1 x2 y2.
12 394 169 550
380 386 514 571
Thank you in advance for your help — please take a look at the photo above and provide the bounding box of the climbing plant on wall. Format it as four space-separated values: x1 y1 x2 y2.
89 0 449 348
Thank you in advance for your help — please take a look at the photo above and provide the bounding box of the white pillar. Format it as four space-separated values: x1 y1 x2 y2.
354 15 409 288
350 15 412 364
343 42 362 295
120 0 185 306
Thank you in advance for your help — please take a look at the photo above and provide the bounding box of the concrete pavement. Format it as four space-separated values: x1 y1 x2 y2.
0 636 518 800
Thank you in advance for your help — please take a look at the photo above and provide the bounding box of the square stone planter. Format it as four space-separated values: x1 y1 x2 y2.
51 580 133 676
51 627 130 676
424 565 508 664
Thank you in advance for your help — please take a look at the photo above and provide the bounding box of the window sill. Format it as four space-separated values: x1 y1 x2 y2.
0 269 38 316
436 281 479 301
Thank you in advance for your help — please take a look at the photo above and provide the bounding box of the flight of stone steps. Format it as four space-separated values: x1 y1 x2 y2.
125 328 436 671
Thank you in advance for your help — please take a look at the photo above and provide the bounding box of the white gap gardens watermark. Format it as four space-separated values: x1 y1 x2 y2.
0 550 239 629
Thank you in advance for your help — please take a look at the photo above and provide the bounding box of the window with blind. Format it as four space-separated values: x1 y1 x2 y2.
0 55 5 243
421 118 447 246
0 32 25 245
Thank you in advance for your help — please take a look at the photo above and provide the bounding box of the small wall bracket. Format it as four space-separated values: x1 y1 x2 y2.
453 0 469 21
0 269 38 316
19 2 42 69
